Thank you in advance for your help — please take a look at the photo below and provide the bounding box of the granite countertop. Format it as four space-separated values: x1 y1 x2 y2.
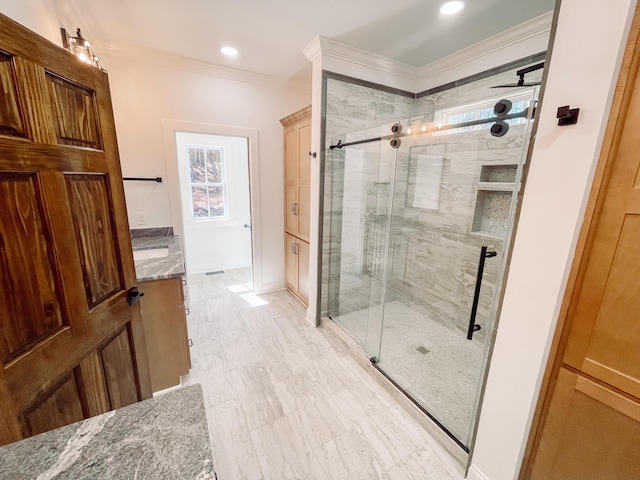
132 235 185 282
0 385 215 480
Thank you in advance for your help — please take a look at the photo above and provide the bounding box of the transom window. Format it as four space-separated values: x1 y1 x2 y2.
433 91 533 135
187 145 227 219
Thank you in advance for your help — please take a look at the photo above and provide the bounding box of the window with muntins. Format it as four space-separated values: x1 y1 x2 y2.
187 145 227 219
433 91 533 135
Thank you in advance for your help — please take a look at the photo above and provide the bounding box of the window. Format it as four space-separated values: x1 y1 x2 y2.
433 91 534 136
187 145 227 219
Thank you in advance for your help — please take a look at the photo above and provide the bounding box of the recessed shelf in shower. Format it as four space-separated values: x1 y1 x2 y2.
471 164 518 238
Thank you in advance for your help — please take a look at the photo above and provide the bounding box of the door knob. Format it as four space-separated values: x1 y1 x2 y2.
244 224 251 229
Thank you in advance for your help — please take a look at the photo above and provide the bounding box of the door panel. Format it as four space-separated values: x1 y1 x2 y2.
579 214 640 397
23 374 85 438
0 53 25 137
298 240 309 303
77 351 110 416
0 13 151 445
0 172 64 363
532 368 640 480
101 329 139 410
284 126 298 234
46 73 101 149
285 233 298 292
66 174 122 307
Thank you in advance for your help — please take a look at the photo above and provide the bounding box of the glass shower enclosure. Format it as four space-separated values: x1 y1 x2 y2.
326 88 537 449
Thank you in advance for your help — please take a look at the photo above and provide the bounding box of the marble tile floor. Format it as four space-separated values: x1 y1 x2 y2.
332 301 483 444
181 268 466 480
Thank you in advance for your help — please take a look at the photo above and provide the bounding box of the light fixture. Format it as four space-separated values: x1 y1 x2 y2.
221 46 238 57
440 1 464 15
61 28 100 68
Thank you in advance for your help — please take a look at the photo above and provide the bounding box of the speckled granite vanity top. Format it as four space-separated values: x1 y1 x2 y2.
0 384 215 479
131 234 185 282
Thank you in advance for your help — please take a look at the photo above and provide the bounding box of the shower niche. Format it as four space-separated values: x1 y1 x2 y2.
471 164 518 238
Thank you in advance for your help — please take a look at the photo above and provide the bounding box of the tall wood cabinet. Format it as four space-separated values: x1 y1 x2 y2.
280 106 311 306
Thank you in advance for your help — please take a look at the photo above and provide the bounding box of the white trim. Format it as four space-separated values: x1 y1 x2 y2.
161 120 264 294
94 42 310 94
304 36 418 82
305 308 317 327
253 281 286 295
467 465 490 480
417 12 553 89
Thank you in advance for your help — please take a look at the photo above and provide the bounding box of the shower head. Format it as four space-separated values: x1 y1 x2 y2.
491 62 544 89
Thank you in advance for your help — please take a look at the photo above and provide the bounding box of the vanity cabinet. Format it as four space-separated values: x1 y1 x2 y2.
281 106 311 306
139 277 191 392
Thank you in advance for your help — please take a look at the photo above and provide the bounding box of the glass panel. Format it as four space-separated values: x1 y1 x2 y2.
206 149 223 183
208 186 224 217
189 148 206 183
327 123 389 349
370 88 537 447
191 185 208 217
326 86 538 449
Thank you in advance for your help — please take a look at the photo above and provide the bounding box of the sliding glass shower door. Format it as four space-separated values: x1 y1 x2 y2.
328 88 537 448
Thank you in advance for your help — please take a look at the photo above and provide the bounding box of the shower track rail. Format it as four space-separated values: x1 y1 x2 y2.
329 108 531 150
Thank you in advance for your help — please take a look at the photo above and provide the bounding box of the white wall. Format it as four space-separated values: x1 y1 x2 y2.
469 1 637 479
97 51 310 290
0 0 61 45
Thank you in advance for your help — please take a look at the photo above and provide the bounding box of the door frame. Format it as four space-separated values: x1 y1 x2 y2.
162 120 263 291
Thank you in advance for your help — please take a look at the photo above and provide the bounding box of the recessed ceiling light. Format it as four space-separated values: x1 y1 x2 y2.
221 46 238 56
440 1 464 15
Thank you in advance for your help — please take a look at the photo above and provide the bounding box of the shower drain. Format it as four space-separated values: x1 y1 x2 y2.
416 346 430 355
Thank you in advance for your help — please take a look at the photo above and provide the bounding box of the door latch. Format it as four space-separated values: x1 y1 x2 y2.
127 287 144 306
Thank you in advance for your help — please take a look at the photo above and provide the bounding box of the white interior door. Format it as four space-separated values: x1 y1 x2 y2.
176 132 252 274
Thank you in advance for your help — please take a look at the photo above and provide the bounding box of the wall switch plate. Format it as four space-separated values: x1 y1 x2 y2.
136 212 146 225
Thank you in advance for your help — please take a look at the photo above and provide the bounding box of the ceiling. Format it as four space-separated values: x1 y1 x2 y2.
69 0 555 83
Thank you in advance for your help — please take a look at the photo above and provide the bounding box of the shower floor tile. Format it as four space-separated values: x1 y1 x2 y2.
332 301 483 445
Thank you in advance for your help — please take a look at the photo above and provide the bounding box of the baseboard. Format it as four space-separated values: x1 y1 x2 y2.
253 281 286 295
305 308 318 327
467 465 490 480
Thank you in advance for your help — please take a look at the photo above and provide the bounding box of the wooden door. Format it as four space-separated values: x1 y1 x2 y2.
285 233 299 293
0 14 151 446
297 118 311 241
525 6 640 478
297 240 310 304
284 124 298 235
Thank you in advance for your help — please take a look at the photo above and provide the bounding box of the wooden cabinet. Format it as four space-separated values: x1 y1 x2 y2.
139 278 191 393
281 106 311 306
285 233 309 305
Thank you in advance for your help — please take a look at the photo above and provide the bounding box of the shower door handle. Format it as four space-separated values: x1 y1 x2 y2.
467 246 497 340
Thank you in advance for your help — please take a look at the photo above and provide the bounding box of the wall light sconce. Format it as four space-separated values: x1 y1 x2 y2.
60 27 100 68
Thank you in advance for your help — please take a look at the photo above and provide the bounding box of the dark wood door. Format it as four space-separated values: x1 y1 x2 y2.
0 14 151 446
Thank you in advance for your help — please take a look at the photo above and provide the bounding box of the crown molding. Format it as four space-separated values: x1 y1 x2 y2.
302 37 323 63
305 35 419 82
418 11 553 84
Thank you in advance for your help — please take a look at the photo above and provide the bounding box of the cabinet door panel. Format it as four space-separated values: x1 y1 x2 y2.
298 240 309 304
285 234 298 292
284 126 298 234
532 368 640 480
